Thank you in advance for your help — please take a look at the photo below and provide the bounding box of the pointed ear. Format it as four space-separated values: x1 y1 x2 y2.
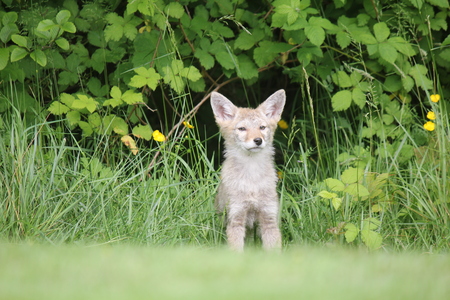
210 92 238 121
258 89 286 121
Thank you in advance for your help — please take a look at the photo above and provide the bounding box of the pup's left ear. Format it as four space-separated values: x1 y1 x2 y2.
259 89 286 121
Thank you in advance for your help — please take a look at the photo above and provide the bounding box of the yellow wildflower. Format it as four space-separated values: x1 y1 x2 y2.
430 94 440 103
153 130 166 142
278 119 289 130
423 121 435 132
183 121 194 129
277 171 283 179
427 111 436 120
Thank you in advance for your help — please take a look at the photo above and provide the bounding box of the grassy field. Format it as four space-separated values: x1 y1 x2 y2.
1 243 449 300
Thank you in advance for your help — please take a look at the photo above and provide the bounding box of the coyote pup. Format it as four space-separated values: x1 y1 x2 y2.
211 90 286 251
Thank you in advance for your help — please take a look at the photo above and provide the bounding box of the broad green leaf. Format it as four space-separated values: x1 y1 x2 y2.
88 113 102 129
336 31 351 49
0 48 9 70
401 76 414 92
179 66 202 82
110 86 122 99
112 117 128 135
0 23 20 43
165 2 184 18
427 0 448 8
344 183 370 198
103 97 122 108
344 223 359 243
56 10 71 25
324 178 345 191
105 23 124 42
37 19 56 32
122 90 143 104
409 64 433 90
341 167 364 184
78 121 93 136
361 229 382 250
55 37 70 50
66 110 80 126
132 124 153 141
2 11 18 24
373 22 390 43
332 71 352 88
11 34 29 48
30 49 47 67
60 93 75 106
129 67 161 90
383 75 402 92
48 101 70 115
61 22 76 33
235 32 257 50
237 54 258 80
389 37 415 56
87 78 108 97
305 25 325 46
123 23 138 40
168 76 185 94
215 51 237 70
318 190 338 199
332 197 343 211
362 217 381 230
409 0 423 9
10 47 28 62
194 49 215 70
378 42 397 64
352 87 366 109
331 90 352 111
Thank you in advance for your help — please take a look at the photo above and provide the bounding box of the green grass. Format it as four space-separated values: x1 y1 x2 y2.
1 243 449 300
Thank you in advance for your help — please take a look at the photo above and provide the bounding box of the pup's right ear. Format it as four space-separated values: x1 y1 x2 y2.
210 92 238 121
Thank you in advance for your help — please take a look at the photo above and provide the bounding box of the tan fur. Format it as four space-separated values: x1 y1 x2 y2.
210 90 286 251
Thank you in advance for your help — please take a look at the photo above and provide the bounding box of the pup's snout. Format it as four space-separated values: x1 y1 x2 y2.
253 138 262 146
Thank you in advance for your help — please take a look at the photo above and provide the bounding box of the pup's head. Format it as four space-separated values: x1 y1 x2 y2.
210 90 286 153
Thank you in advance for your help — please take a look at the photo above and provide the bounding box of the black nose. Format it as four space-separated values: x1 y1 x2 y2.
254 138 262 146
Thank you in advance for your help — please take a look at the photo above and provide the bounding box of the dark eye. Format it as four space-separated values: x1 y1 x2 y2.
237 127 246 131
260 126 266 130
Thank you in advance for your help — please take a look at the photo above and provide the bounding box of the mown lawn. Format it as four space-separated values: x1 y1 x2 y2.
1 243 449 300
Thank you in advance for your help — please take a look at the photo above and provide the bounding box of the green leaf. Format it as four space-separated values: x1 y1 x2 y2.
11 34 29 48
105 23 124 42
401 76 415 92
55 37 70 50
373 22 390 43
179 66 202 82
37 19 56 32
341 167 364 184
66 110 80 126
389 37 415 56
165 2 184 18
56 10 71 25
409 64 433 90
78 121 93 136
60 93 75 106
336 31 351 49
361 229 382 250
236 54 258 80
0 48 9 70
48 101 70 115
318 190 339 199
2 12 18 24
0 23 20 43
352 87 366 109
215 51 237 70
129 67 161 90
378 42 397 64
194 49 215 70
61 22 76 33
344 183 370 198
10 47 28 62
112 117 128 135
344 223 359 243
30 50 47 67
132 124 153 141
332 197 343 211
122 90 143 104
332 71 352 88
324 178 345 191
331 90 352 111
305 25 325 46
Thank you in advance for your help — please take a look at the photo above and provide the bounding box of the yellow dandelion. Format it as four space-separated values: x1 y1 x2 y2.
427 111 436 120
183 121 194 129
430 94 440 103
153 130 166 142
278 119 288 130
423 121 435 132
277 171 283 179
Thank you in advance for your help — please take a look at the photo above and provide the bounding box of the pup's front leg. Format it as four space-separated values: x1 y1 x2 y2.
259 206 282 251
226 207 247 252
